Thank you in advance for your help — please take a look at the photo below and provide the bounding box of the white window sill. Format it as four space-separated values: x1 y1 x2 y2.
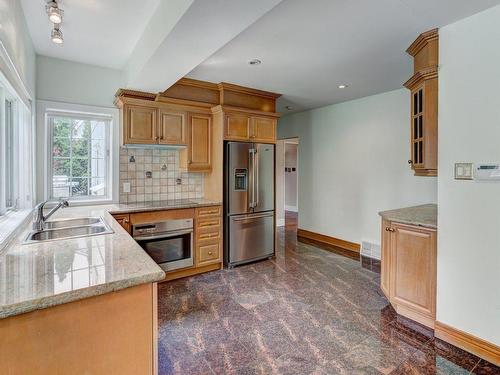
0 209 33 252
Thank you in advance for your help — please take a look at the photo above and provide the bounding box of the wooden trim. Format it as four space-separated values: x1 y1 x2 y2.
154 95 215 109
115 88 157 101
435 321 500 366
163 262 222 281
403 66 438 90
406 28 439 56
218 82 281 99
211 104 281 118
175 77 219 90
297 228 360 253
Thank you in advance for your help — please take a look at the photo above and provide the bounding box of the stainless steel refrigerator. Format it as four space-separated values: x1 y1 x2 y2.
224 142 275 267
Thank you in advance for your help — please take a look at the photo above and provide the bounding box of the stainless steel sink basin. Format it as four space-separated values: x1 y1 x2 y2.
23 216 113 244
44 217 102 229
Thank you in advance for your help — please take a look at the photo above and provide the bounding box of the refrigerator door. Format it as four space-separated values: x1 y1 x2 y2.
228 211 274 265
227 142 252 215
253 143 275 213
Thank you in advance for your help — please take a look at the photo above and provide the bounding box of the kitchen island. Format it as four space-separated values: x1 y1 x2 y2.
379 204 437 329
0 204 166 375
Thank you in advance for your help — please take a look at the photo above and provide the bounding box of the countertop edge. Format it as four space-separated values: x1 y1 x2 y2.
0 270 165 320
107 201 222 215
378 204 437 230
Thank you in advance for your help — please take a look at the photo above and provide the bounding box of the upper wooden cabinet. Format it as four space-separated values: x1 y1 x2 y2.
158 109 187 145
221 109 278 143
123 104 158 144
225 113 251 140
187 113 212 172
404 29 438 177
251 116 276 143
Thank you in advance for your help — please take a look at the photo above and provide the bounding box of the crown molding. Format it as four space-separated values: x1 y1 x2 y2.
406 28 439 57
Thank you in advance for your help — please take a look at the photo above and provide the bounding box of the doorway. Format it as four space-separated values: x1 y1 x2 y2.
276 138 299 230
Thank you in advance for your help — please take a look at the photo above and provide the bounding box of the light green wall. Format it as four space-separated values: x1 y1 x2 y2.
37 56 125 108
278 88 437 246
437 4 500 345
0 0 36 95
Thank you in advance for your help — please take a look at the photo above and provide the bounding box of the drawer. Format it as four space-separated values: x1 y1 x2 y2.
197 240 220 264
196 206 221 218
197 217 221 229
197 230 221 241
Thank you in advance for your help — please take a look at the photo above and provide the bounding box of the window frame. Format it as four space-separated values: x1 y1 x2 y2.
38 101 119 206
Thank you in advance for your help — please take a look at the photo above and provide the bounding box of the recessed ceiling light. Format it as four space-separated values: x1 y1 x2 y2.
285 106 293 111
248 59 262 66
51 26 64 44
338 84 348 89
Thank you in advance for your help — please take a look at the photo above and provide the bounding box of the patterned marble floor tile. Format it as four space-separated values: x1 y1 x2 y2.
157 223 499 374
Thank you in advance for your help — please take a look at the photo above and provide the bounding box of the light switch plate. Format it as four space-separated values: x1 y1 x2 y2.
123 182 131 193
454 163 473 180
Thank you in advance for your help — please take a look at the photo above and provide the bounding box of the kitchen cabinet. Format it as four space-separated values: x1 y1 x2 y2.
404 29 438 176
184 113 212 172
158 109 187 145
195 206 222 267
123 104 158 145
112 213 130 233
381 220 436 328
223 110 278 143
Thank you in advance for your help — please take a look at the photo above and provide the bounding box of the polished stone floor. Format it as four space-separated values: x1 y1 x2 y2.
157 212 500 374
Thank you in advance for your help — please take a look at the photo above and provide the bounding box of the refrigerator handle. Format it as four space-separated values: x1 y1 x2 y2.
249 148 255 208
254 148 259 207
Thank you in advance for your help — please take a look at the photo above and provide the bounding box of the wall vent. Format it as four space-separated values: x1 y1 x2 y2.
361 240 381 260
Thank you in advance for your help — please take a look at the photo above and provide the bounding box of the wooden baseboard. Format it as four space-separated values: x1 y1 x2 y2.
162 262 222 282
297 228 360 254
435 321 500 366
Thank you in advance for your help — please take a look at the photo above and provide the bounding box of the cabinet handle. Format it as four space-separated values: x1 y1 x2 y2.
208 251 213 255
200 221 218 227
386 227 395 232
408 160 413 164
124 219 129 224
155 136 160 141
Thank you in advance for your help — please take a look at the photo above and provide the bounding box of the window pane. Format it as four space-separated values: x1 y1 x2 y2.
49 114 109 200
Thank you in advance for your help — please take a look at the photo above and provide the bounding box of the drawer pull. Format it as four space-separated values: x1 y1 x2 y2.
208 251 213 256
199 221 219 227
199 232 219 239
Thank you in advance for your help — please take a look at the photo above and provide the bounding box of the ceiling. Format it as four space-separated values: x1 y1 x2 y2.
20 0 500 112
20 0 160 69
187 0 500 112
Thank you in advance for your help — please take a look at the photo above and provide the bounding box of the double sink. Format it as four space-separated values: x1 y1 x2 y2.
24 217 114 244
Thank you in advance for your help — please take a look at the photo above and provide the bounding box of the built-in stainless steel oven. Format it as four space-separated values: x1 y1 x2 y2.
132 219 193 272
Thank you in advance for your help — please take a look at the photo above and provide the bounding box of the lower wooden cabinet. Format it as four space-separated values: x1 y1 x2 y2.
381 220 436 328
112 213 130 233
195 206 222 267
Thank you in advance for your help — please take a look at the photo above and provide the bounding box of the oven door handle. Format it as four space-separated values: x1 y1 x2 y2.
133 229 193 241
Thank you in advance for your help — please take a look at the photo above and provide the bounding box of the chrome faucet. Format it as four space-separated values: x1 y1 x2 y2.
32 199 69 231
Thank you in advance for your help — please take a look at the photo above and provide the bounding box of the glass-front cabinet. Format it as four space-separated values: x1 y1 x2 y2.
404 29 439 177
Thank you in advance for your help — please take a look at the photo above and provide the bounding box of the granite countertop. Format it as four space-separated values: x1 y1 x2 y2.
0 204 167 319
378 204 437 229
109 198 222 214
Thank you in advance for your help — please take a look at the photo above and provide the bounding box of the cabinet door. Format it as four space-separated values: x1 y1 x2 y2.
225 113 250 141
158 110 186 145
391 223 436 319
187 113 211 172
380 219 391 298
112 214 130 233
123 105 158 144
251 116 276 143
410 86 425 169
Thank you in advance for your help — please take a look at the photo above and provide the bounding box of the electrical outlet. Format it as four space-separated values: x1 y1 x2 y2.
123 182 131 193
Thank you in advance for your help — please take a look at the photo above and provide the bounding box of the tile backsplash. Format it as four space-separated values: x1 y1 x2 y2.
119 147 204 203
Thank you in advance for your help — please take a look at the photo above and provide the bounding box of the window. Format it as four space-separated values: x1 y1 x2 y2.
5 99 15 209
47 113 111 201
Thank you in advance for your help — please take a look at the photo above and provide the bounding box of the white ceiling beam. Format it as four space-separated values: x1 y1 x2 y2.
125 0 284 93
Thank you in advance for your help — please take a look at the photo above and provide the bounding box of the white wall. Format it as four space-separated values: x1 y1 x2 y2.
36 56 125 107
438 5 500 346
285 143 298 211
0 0 36 96
278 88 437 245
276 140 285 226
